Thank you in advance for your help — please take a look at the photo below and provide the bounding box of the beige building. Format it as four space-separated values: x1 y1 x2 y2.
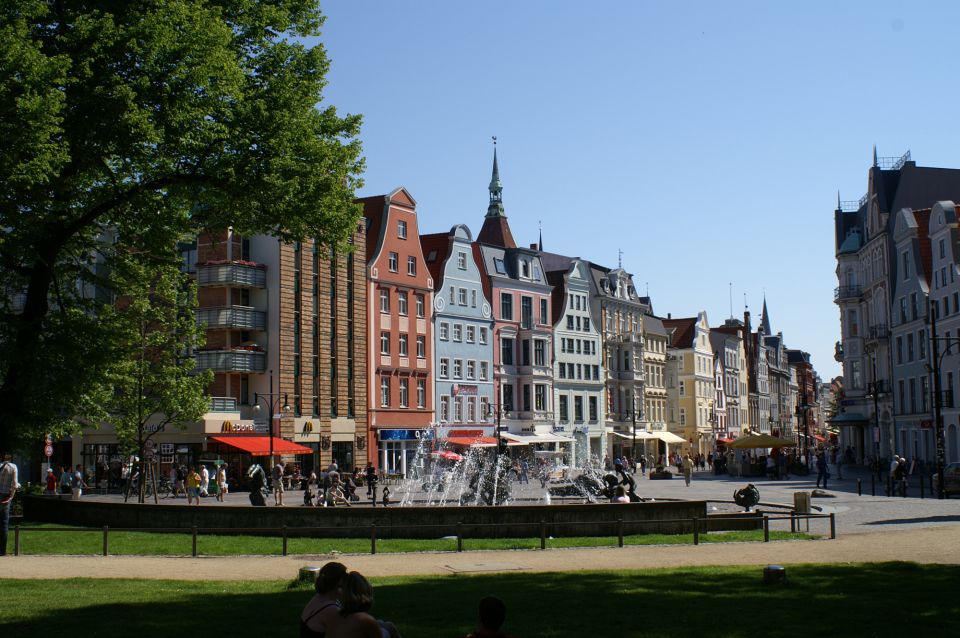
664 312 714 455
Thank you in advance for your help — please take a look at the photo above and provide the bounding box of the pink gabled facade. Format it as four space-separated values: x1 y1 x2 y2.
362 188 434 470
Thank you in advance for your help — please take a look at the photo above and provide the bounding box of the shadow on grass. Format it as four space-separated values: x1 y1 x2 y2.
865 515 960 525
2 563 959 637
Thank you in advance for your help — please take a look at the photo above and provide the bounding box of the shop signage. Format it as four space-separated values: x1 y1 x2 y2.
574 426 590 434
379 429 422 441
452 384 478 396
447 428 484 438
921 420 933 429
302 421 314 434
221 420 256 433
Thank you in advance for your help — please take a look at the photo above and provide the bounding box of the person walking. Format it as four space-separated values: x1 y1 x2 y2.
682 453 694 487
185 466 201 505
0 453 20 556
272 462 285 506
71 464 87 500
815 451 829 489
199 464 210 498
216 464 228 502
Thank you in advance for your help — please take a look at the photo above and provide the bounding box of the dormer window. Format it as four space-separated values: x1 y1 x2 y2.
494 258 507 274
520 259 531 278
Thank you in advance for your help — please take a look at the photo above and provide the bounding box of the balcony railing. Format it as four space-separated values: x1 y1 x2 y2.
208 396 239 412
197 262 267 288
834 285 862 302
194 349 266 373
197 306 266 330
867 324 889 341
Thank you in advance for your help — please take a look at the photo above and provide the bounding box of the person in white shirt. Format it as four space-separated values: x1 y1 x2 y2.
200 465 210 497
0 453 20 556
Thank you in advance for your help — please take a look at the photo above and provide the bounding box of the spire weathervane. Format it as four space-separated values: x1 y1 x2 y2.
486 136 504 218
618 248 623 269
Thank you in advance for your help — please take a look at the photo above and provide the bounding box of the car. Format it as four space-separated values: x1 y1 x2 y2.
933 462 960 497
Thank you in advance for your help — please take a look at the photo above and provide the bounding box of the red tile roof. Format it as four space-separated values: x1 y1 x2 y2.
662 317 697 348
477 216 517 249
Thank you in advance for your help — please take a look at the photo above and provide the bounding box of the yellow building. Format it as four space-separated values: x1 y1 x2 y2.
664 312 714 455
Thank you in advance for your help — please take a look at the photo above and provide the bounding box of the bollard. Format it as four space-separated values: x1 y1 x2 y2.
616 519 623 548
282 525 288 556
829 513 836 539
457 521 463 553
870 475 875 496
886 476 892 497
763 516 770 543
693 517 699 545
921 476 925 499
790 511 796 534
857 479 862 496
192 526 198 557
14 524 20 556
103 525 109 556
541 520 547 550
370 524 377 555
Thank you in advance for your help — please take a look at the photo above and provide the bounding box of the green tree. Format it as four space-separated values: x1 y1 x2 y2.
103 258 212 503
0 1 364 451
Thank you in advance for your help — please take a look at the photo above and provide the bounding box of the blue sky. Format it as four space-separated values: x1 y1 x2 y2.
312 1 960 380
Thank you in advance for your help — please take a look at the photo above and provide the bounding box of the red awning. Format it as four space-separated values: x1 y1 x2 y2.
717 437 735 444
446 436 497 448
209 436 314 456
814 434 827 442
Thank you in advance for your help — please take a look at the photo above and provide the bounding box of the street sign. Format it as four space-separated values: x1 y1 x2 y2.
144 439 156 459
45 433 52 445
44 444 53 458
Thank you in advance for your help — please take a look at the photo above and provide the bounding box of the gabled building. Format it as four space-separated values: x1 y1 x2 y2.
362 187 434 471
642 313 669 437
712 318 748 438
663 312 714 455
743 309 771 435
709 331 740 440
421 224 496 449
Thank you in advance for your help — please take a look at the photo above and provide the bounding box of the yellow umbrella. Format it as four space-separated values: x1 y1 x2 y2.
728 434 796 449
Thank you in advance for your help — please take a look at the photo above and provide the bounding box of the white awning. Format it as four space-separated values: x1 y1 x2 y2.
500 433 535 446
610 431 658 440
535 433 574 444
653 431 686 444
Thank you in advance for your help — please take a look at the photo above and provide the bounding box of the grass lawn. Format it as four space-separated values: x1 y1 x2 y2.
9 523 816 555
1 564 958 637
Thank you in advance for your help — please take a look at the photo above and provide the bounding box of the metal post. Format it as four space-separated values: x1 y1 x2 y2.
14 524 19 556
617 519 624 548
540 520 547 550
282 525 288 556
457 521 463 552
829 512 836 539
930 300 948 499
920 474 925 499
103 525 109 556
192 526 198 557
857 478 862 496
762 516 769 542
693 517 699 545
370 524 377 555
790 511 796 534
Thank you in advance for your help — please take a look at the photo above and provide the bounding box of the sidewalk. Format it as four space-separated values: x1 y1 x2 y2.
2 525 958 581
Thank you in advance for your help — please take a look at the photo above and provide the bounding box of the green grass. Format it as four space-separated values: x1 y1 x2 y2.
9 523 815 555
1 564 959 637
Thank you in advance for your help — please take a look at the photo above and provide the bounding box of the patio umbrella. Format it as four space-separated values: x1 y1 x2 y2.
430 450 463 461
728 434 796 449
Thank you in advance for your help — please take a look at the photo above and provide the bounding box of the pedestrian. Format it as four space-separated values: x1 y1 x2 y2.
174 464 186 497
460 595 518 638
0 453 20 556
815 451 829 489
519 458 530 484
272 462 285 506
216 463 228 502
682 453 694 487
895 457 908 496
59 465 72 494
199 464 209 497
186 466 201 505
71 464 87 499
835 449 843 480
365 462 378 496
44 467 57 495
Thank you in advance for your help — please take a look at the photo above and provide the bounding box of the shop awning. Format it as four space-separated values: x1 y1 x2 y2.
610 431 658 440
717 437 736 444
500 433 535 446
447 436 497 448
652 431 686 444
814 434 827 442
829 412 869 426
209 436 314 456
535 433 574 444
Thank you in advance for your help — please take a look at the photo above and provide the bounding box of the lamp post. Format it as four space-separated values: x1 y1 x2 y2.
252 369 292 471
927 299 952 499
631 389 637 462
865 380 886 476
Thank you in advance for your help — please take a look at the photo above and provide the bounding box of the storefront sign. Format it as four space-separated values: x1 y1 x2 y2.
379 429 423 441
220 420 256 433
452 384 478 396
302 421 314 434
447 428 484 438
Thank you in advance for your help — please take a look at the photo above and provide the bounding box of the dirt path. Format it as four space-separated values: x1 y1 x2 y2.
2 525 958 581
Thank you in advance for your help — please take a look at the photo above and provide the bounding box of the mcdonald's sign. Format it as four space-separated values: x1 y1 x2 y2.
302 421 314 434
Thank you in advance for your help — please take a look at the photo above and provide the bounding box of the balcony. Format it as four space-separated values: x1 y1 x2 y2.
834 285 862 302
197 305 266 330
197 261 267 288
208 396 239 412
194 349 266 373
866 323 889 341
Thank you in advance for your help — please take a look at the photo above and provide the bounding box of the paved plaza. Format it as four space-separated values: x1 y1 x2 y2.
4 463 958 581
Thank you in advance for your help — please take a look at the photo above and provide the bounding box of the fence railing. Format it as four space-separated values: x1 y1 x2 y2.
9 512 835 557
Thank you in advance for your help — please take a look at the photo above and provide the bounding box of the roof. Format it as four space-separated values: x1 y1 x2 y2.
662 317 697 348
477 215 517 249
419 232 451 288
539 251 575 273
914 208 933 286
786 349 811 365
643 314 666 336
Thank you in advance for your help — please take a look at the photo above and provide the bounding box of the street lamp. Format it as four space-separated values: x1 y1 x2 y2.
631 389 637 462
927 299 953 499
865 380 886 476
252 369 292 470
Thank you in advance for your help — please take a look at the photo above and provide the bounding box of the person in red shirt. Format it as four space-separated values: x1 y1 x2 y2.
461 596 518 638
44 468 57 495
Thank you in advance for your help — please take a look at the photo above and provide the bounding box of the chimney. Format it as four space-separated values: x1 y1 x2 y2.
529 243 538 250
667 313 672 319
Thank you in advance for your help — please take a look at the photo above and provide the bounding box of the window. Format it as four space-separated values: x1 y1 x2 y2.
417 335 425 358
407 256 416 276
680 408 686 426
439 322 449 340
398 219 407 239
380 377 390 407
501 293 513 320
398 334 408 356
589 396 598 421
540 299 548 325
911 293 918 320
453 324 462 342
458 288 467 305
501 338 514 365
467 399 476 422
920 375 928 412
535 384 547 411
919 329 926 360
679 380 685 396
941 238 946 259
559 396 569 422
521 296 533 328
522 384 531 411
574 396 583 422
567 316 575 330
583 317 590 331
457 251 467 269
896 337 903 365
440 396 450 421
380 332 390 355
521 339 531 366
416 294 425 317
380 289 390 313
453 359 462 379
453 397 463 421
502 384 514 412
388 252 398 272
479 361 488 380
909 378 916 413
520 259 531 278
471 290 477 307
399 379 409 408
439 358 449 378
902 251 909 280
466 325 475 343
398 291 408 315
534 340 546 366
494 258 507 274
479 327 488 344
467 360 476 380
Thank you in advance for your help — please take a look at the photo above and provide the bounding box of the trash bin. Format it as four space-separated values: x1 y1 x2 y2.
793 491 811 532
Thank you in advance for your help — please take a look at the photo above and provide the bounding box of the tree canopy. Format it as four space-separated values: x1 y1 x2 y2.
0 0 364 451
